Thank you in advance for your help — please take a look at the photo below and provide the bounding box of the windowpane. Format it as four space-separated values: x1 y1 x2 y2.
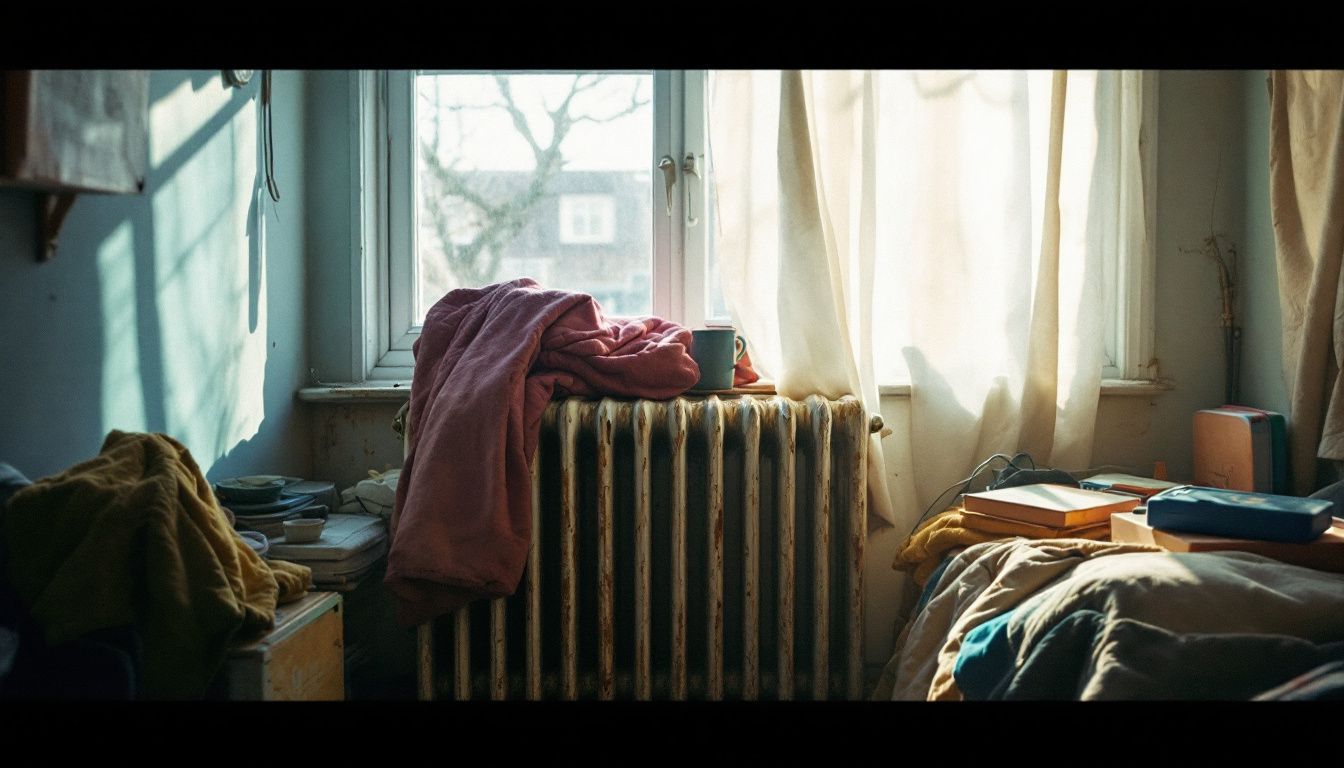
414 72 654 322
704 160 731 324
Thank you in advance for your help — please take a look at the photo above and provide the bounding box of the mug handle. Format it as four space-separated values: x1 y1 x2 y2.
734 335 747 363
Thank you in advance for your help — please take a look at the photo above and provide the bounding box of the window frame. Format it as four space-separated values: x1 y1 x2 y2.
1105 70 1159 382
352 69 712 382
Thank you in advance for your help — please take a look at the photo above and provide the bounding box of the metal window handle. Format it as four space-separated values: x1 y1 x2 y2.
658 156 677 216
683 153 701 227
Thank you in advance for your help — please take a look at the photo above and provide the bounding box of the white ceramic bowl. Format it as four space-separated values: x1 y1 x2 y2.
282 518 325 543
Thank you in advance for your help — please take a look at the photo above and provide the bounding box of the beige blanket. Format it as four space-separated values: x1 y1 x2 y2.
1003 549 1344 699
2 431 312 698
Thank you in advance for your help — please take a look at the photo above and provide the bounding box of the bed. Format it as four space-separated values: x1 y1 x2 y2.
873 535 1344 700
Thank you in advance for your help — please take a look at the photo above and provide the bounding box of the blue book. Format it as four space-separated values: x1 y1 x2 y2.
1146 485 1333 544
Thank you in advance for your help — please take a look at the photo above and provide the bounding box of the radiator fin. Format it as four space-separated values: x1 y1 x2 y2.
421 394 867 701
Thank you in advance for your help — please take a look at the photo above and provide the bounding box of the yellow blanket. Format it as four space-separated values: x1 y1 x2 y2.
1 431 312 698
893 507 1110 586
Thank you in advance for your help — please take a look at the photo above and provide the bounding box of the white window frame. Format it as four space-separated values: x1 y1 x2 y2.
1104 70 1159 382
351 69 711 381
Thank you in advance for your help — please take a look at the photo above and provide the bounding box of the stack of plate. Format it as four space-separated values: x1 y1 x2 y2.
216 475 336 539
227 493 318 538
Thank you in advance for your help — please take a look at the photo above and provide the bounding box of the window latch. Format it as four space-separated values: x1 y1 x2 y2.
658 156 677 216
683 153 701 227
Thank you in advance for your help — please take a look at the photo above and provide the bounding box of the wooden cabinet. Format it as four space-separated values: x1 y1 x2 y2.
0 70 149 259
217 591 346 701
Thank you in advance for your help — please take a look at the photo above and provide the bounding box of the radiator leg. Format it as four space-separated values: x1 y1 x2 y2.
808 395 832 700
705 396 725 700
559 399 581 700
491 599 507 700
741 399 761 701
634 401 654 701
596 399 618 700
670 398 689 700
454 607 471 700
847 399 868 700
417 621 434 701
775 397 797 701
527 453 542 701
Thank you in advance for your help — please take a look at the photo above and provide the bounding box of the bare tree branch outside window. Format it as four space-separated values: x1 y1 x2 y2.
417 74 651 298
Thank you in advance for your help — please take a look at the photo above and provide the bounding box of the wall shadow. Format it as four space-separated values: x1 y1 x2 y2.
0 70 308 483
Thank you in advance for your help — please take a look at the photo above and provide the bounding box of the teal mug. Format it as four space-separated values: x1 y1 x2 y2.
690 328 747 391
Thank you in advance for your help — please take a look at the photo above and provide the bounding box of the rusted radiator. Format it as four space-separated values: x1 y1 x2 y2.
414 394 873 701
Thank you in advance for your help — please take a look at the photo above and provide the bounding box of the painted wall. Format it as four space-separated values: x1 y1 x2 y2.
1239 71 1289 417
0 70 310 483
304 71 360 385
1085 70 1250 483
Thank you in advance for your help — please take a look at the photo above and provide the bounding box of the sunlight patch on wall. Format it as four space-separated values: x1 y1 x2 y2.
97 221 147 434
150 95 266 468
149 77 234 171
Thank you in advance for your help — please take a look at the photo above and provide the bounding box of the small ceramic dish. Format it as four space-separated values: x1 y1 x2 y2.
215 476 287 504
282 518 325 543
237 530 270 558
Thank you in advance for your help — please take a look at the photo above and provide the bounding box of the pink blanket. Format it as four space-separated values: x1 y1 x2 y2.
386 279 700 625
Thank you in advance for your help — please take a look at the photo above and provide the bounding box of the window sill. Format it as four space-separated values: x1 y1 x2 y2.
297 383 412 404
878 379 1173 399
299 378 1174 405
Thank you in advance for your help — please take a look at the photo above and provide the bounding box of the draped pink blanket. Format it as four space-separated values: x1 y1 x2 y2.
386 279 700 625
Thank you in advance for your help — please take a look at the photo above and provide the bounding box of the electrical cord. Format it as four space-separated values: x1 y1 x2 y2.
903 452 1036 540
262 70 280 203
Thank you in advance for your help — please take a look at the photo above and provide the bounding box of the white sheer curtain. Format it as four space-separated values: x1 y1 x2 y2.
710 70 1147 531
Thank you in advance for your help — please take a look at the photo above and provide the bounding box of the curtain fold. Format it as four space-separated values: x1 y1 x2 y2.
712 70 894 525
1268 70 1344 494
711 70 1138 530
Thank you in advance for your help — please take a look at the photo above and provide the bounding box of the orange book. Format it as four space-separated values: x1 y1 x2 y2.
1110 511 1344 574
962 484 1140 528
960 509 1111 539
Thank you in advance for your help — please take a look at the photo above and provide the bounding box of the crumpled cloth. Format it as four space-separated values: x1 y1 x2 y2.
388 279 700 626
1 431 311 698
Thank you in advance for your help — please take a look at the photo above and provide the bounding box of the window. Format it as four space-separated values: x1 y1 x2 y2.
359 70 726 380
350 70 1152 385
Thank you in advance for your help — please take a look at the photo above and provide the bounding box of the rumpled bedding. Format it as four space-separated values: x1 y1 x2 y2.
388 279 699 626
958 609 1344 700
877 537 1344 700
1 431 312 698
875 537 1158 700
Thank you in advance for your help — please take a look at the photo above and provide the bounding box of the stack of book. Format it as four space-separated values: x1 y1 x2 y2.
960 484 1142 539
1110 485 1343 573
266 514 389 591
1080 472 1182 499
